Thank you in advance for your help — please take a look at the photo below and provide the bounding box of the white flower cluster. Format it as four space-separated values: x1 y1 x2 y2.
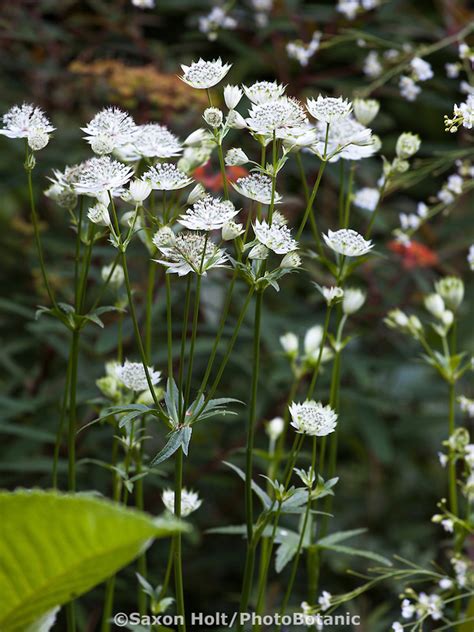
154 231 227 276
198 6 237 41
0 103 55 151
399 57 433 102
337 0 380 20
180 58 231 89
286 32 321 67
289 400 338 436
115 360 161 392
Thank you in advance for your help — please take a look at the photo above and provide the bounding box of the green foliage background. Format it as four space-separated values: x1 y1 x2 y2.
0 1 473 629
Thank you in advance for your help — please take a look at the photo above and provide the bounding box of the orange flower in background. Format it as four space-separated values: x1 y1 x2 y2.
388 240 438 269
194 162 248 193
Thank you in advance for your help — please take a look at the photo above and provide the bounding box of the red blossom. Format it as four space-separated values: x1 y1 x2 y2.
388 240 438 269
194 162 248 192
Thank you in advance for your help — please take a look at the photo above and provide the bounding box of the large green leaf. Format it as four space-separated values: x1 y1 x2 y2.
0 490 188 631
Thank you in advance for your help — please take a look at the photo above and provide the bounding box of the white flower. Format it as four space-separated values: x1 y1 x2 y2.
343 287 366 314
424 293 445 319
0 103 55 148
203 107 223 128
392 623 403 632
323 228 373 257
417 202 429 218
304 326 323 358
280 251 302 268
396 132 421 159
439 577 453 590
311 117 377 161
306 95 352 124
221 220 244 241
280 332 299 355
226 110 247 129
152 226 176 248
45 164 85 208
452 95 474 129
116 360 161 391
363 51 382 78
417 593 443 621
446 174 463 195
143 163 193 190
318 590 332 611
353 187 380 212
438 188 455 205
232 173 281 204
435 277 464 310
75 156 134 195
243 80 286 104
246 97 308 136
337 0 359 19
123 123 182 160
411 57 434 82
446 62 460 79
452 556 468 587
289 400 338 436
88 203 111 226
286 31 321 67
129 179 152 203
353 98 380 125
438 451 448 468
254 218 297 254
162 488 202 517
184 128 212 146
266 417 285 441
441 518 454 533
225 148 249 166
101 263 124 289
224 84 243 109
82 107 137 155
401 598 415 619
155 231 227 276
399 76 421 102
132 0 155 7
179 194 239 231
180 58 231 89
248 243 269 260
321 286 344 305
198 7 237 41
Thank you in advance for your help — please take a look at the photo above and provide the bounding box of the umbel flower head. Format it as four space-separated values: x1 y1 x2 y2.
243 80 286 104
306 95 352 124
74 156 134 195
178 194 239 231
289 400 338 436
143 163 193 190
254 218 298 254
179 58 231 89
155 231 227 276
45 163 87 208
162 488 202 517
124 123 182 160
115 360 161 392
0 103 55 150
232 172 282 205
82 107 138 155
323 229 373 257
246 97 308 136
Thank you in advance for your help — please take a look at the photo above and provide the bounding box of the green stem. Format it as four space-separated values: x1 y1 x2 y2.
184 274 202 410
52 351 72 489
448 381 458 516
343 163 355 228
166 274 173 378
178 277 192 418
295 161 326 244
25 146 56 308
174 448 186 632
145 261 156 362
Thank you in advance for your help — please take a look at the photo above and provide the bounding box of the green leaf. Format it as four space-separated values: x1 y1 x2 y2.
223 461 272 508
0 490 188 631
317 543 392 566
151 428 187 465
317 528 368 547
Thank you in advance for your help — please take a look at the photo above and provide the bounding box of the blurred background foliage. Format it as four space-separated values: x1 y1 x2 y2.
0 1 473 630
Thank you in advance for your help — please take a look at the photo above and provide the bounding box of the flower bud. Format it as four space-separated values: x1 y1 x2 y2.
28 129 50 151
342 287 366 315
222 220 244 241
280 252 302 269
225 148 249 166
129 178 152 202
203 107 223 128
435 277 464 311
101 263 124 289
90 134 115 155
353 98 380 125
248 243 269 259
304 325 323 357
280 332 298 356
224 84 243 109
266 416 285 441
88 203 111 226
396 132 421 159
187 183 206 205
321 286 344 306
227 109 247 129
424 293 445 319
153 226 175 248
